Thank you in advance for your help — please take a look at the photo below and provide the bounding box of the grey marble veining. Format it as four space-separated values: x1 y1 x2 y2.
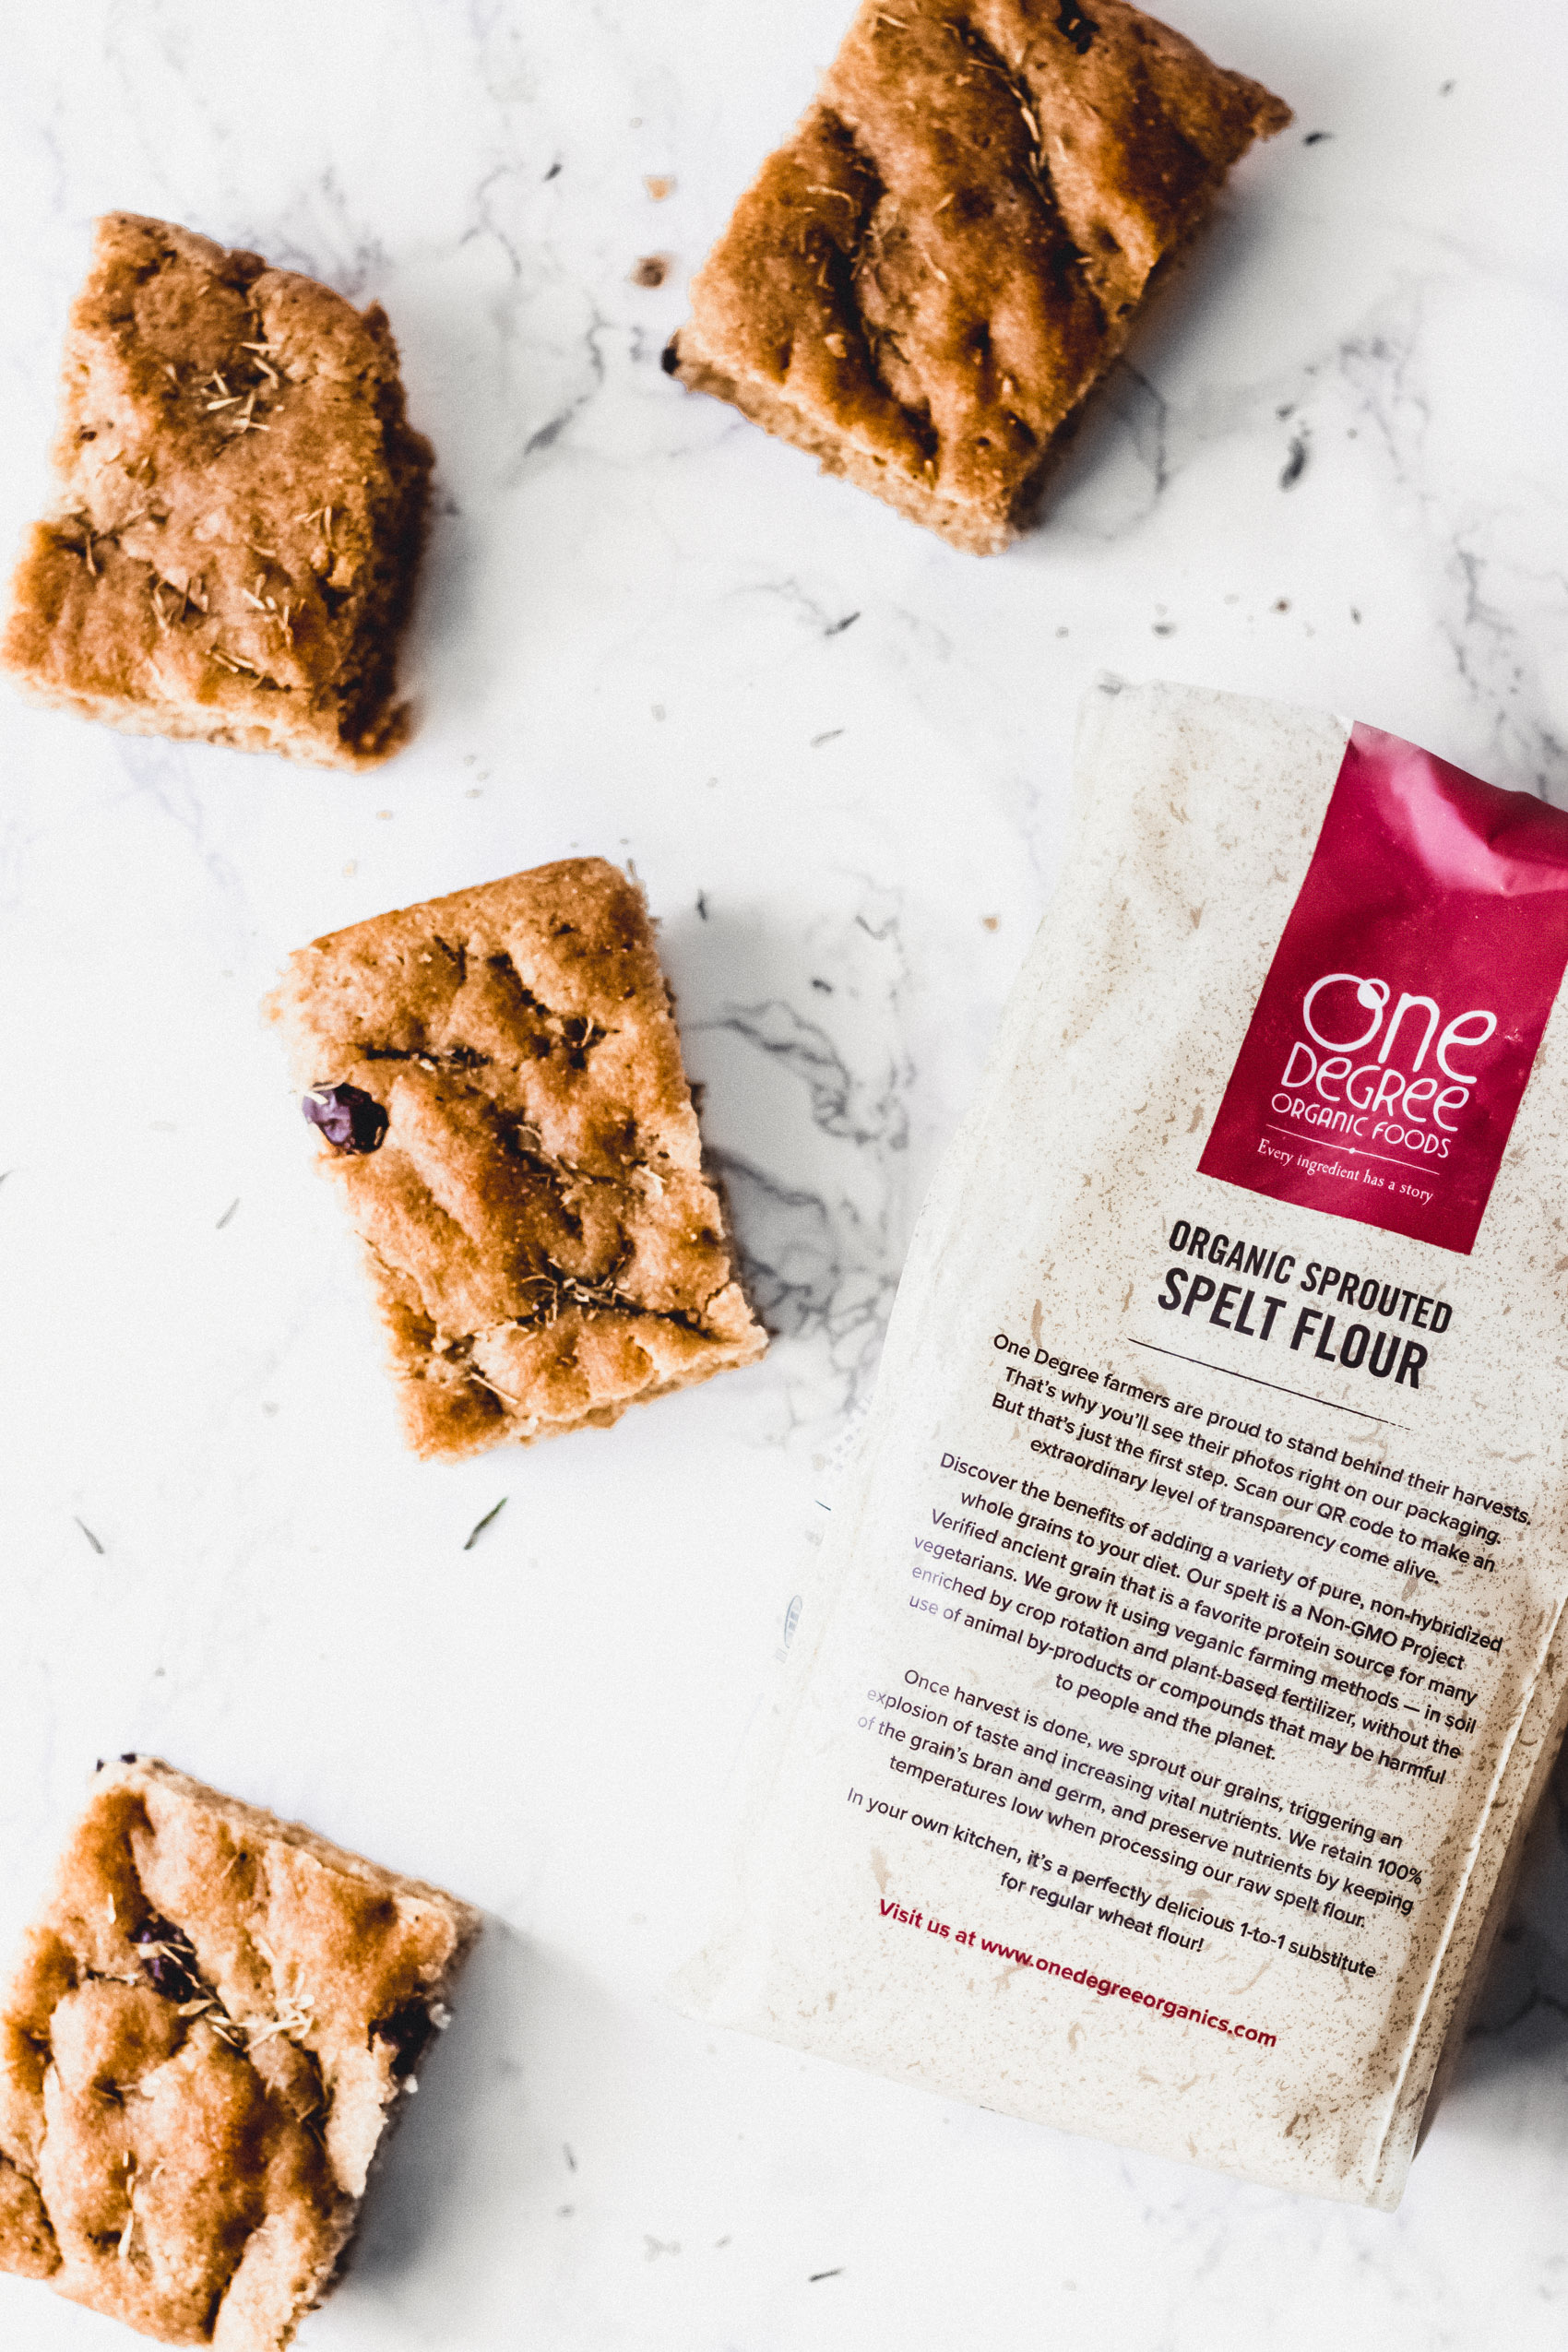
3 2 1568 2346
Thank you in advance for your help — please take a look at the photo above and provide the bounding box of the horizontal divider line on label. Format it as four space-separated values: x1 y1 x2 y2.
1129 1340 1408 1431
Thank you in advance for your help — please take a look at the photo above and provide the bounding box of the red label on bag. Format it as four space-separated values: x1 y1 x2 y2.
1199 724 1568 1254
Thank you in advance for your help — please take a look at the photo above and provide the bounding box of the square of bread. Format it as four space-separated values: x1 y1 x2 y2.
1 213 432 766
266 857 766 1458
666 0 1289 552
0 1757 480 2350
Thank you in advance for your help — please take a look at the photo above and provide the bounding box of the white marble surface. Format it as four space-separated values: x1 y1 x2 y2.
4 1 1568 2345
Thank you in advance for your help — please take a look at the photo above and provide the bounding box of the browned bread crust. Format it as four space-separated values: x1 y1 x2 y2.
668 0 1289 552
1 213 432 766
0 1757 479 2349
265 857 766 1459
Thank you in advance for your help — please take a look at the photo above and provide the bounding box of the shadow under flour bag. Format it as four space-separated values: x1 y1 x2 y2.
677 678 1568 2205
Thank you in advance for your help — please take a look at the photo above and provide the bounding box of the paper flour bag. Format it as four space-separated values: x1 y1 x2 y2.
680 679 1568 2205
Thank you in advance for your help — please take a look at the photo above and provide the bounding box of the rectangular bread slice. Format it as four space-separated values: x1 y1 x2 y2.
666 0 1289 552
265 857 766 1459
1 213 431 766
0 1757 480 2350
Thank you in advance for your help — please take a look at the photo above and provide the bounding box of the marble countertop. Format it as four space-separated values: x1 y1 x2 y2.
5 2 1568 2345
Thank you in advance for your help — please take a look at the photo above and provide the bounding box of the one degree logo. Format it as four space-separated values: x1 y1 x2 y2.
1274 973 1498 1158
1200 721 1568 1255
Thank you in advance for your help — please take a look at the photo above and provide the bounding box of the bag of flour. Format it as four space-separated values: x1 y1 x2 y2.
680 679 1568 2205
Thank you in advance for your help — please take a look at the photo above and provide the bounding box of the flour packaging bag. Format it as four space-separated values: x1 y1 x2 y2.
680 679 1568 2204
